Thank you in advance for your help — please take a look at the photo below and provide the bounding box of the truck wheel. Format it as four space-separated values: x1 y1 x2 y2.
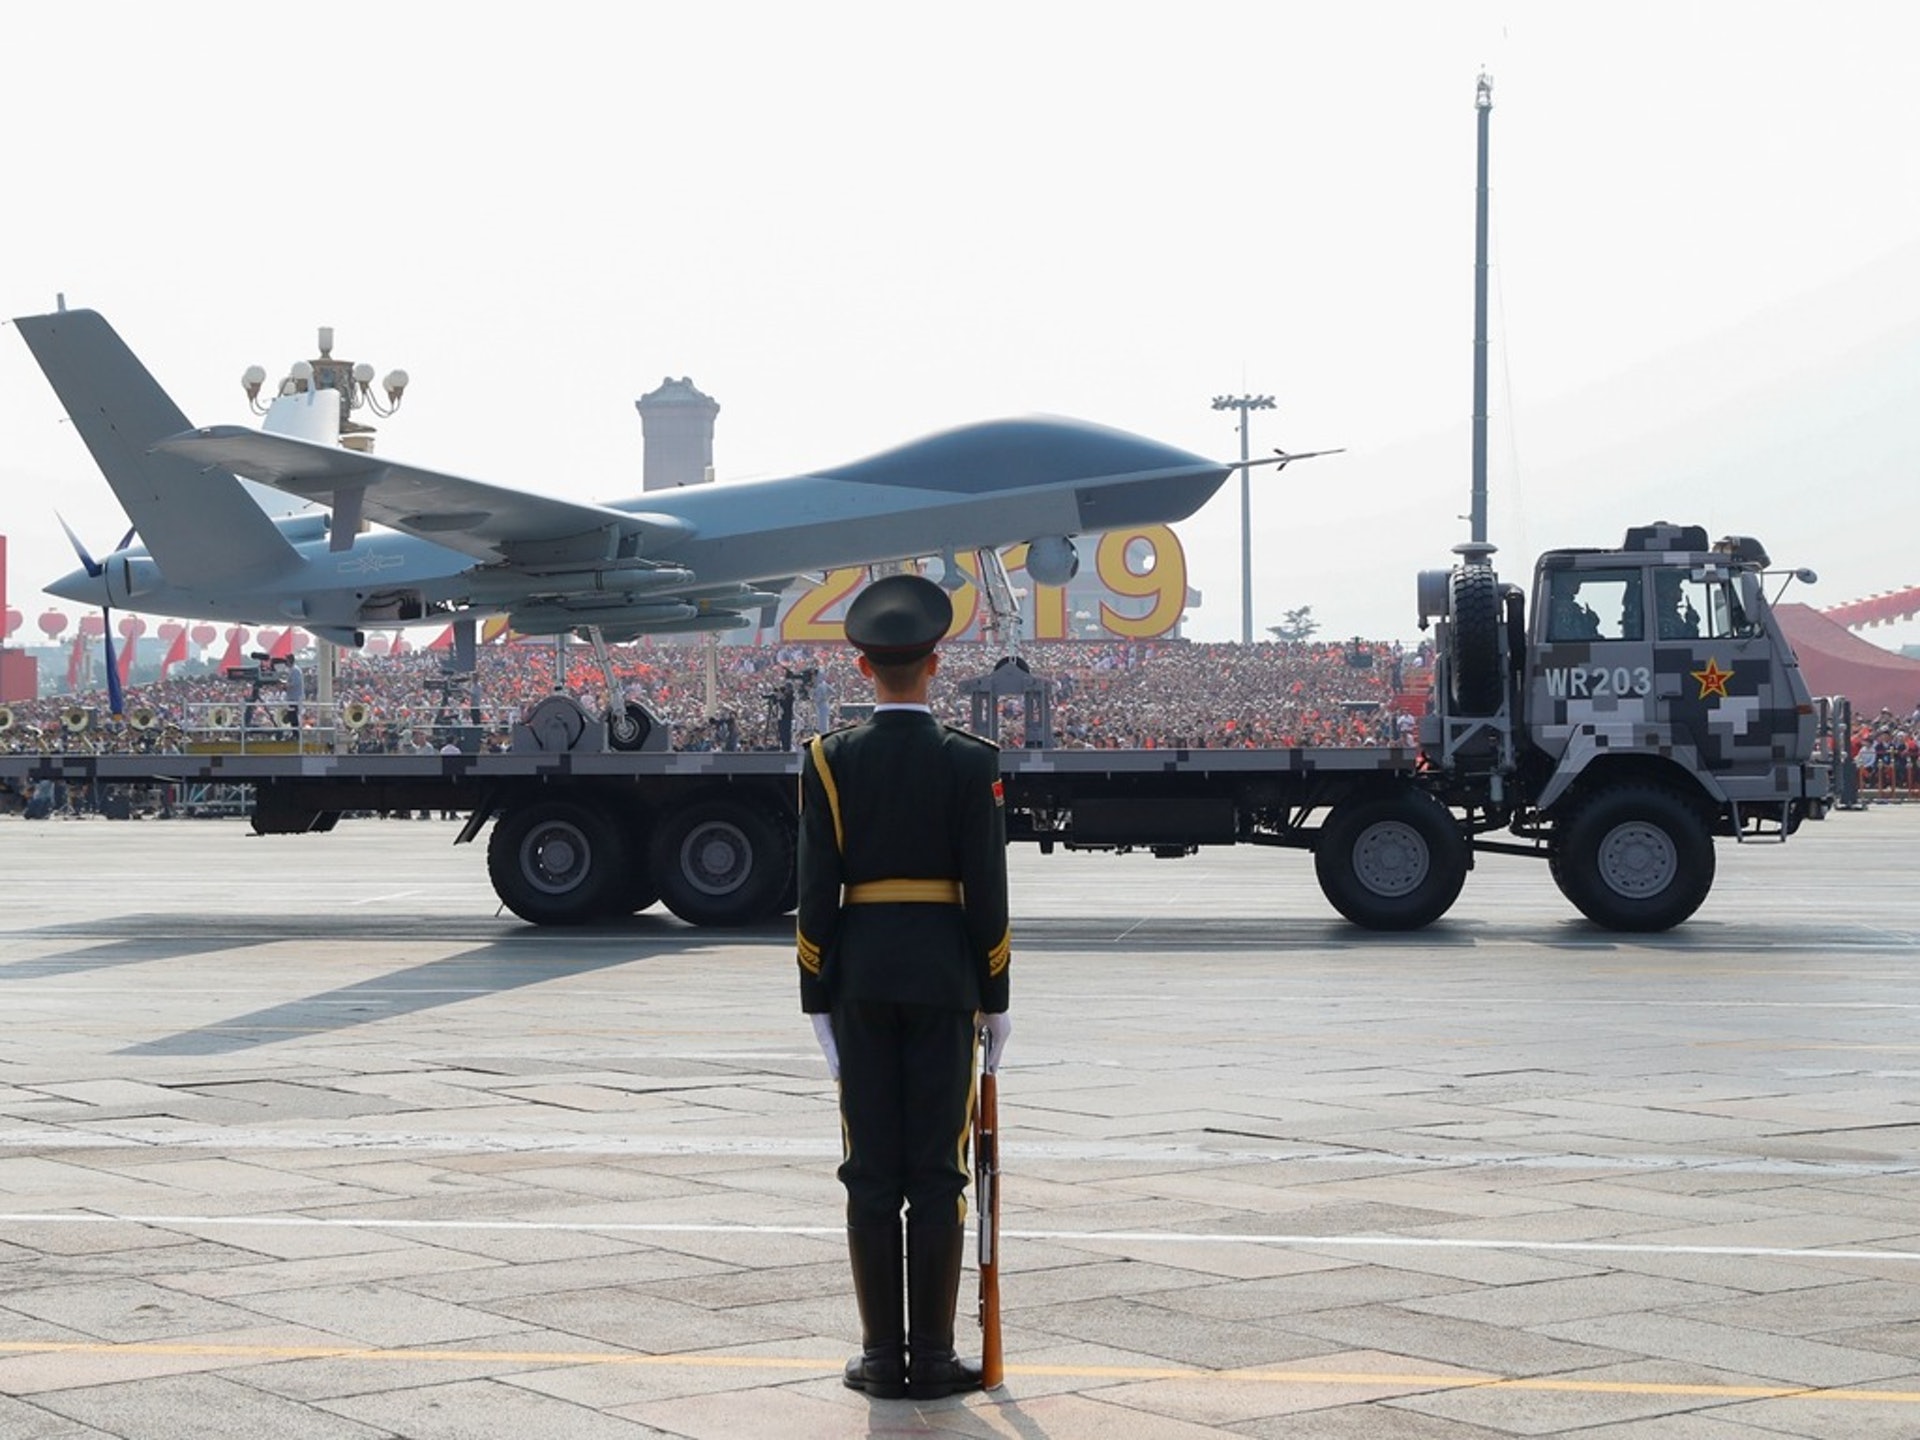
1448 566 1504 716
1315 789 1469 930
487 801 628 925
649 797 791 926
1555 784 1714 932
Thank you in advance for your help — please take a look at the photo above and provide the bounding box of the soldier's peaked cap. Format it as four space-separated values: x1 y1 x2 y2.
844 574 952 663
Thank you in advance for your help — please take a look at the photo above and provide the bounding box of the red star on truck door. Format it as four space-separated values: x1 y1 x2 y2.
1692 658 1733 699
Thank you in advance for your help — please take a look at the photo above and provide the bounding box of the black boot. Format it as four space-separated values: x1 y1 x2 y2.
906 1222 982 1399
843 1223 906 1398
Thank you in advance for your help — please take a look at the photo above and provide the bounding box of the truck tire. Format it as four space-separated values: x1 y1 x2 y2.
1448 566 1504 716
488 800 628 925
773 814 799 916
649 796 792 926
1554 784 1714 932
604 810 660 916
1314 789 1469 930
604 866 661 917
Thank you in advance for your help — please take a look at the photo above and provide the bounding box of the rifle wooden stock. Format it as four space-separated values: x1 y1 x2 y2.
975 1060 1003 1388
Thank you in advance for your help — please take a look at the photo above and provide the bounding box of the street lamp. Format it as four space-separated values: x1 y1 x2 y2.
1211 393 1275 644
242 326 410 450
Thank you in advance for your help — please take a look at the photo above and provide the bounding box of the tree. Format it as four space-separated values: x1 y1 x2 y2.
1267 606 1319 643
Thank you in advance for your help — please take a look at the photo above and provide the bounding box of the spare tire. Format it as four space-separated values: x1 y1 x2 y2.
1448 566 1504 716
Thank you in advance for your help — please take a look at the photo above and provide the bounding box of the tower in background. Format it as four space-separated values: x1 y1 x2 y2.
635 377 720 490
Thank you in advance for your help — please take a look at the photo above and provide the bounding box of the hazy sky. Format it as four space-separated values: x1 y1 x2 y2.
4 2 1918 647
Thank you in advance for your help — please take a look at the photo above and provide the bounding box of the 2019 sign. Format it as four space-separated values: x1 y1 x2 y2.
779 526 1190 643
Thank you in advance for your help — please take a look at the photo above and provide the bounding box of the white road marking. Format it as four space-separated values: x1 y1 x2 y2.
0 1211 1912 1265
0 1126 1911 1176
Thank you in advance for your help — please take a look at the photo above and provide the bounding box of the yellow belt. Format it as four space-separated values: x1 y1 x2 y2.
844 879 963 905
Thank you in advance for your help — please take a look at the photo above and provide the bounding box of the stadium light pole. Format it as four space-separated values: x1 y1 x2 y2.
1211 393 1275 644
1469 72 1493 549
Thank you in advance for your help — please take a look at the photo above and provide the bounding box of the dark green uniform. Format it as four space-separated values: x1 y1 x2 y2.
798 570 1007 1400
798 709 1010 1227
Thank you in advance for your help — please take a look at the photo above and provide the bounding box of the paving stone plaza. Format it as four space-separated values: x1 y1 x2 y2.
0 807 1913 1438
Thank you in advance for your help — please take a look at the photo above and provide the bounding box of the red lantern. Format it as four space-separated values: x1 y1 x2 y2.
366 635 391 655
118 615 147 640
258 628 282 650
38 610 68 639
3 608 19 639
225 626 249 645
190 623 217 647
287 628 310 651
157 621 184 643
79 614 105 639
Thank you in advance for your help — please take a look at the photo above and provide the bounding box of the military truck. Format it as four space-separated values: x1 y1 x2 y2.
0 521 1831 933
1402 520 1830 931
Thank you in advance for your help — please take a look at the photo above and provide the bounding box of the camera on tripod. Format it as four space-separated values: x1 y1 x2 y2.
223 652 288 686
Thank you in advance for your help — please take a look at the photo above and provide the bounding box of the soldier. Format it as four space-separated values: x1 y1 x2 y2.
797 573 1013 1400
1549 573 1603 641
1654 571 1701 640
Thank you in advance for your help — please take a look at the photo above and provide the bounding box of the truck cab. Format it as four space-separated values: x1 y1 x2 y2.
1523 522 1824 819
1417 521 1831 933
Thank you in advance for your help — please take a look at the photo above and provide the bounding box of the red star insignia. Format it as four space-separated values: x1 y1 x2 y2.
1692 658 1733 699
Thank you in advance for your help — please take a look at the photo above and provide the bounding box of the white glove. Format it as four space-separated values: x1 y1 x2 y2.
810 1013 840 1081
980 1012 1012 1075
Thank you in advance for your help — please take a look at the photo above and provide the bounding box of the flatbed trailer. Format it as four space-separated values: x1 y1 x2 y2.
0 740 1454 930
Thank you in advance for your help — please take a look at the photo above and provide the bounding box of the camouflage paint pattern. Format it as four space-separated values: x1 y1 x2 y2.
1526 526 1822 812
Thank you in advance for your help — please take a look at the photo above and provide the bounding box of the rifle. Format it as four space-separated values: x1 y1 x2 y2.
975 1030 1004 1388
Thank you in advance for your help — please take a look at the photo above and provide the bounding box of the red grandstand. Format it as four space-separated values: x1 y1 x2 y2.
1819 586 1920 631
1775 602 1920 717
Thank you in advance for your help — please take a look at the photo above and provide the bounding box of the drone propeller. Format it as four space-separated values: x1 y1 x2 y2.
56 518 137 717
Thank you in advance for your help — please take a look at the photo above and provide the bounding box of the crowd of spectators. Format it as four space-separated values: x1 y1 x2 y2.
1851 705 1920 797
13 638 1919 813
0 636 1426 756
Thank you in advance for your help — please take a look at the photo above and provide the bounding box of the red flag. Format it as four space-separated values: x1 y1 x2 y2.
116 634 138 687
219 628 247 672
427 625 455 653
67 633 84 690
159 627 189 678
268 627 296 662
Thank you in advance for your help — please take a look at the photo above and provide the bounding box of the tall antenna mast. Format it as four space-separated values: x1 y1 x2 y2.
1470 73 1494 548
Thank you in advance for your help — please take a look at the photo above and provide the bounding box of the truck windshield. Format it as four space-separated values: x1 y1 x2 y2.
1657 569 1754 640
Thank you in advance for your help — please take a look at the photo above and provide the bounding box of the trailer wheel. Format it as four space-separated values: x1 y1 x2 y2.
1448 566 1505 716
488 800 627 925
604 811 660 916
1554 784 1714 932
650 797 791 926
1314 789 1468 930
768 812 799 916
